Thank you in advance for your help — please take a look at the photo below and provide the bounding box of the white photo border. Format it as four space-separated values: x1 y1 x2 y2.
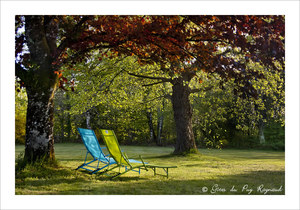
1 1 299 209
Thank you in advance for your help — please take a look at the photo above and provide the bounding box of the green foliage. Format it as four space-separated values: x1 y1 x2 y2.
51 50 284 150
15 153 27 172
54 53 174 145
227 121 284 150
53 90 80 143
190 60 284 150
264 122 285 144
259 122 285 151
15 82 27 144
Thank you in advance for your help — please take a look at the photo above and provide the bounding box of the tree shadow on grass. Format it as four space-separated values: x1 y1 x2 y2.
74 169 148 181
16 165 74 180
16 168 285 195
95 175 149 182
98 170 285 195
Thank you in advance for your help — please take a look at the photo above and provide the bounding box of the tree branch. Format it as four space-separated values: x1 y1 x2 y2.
186 38 230 44
56 16 91 57
61 44 112 65
142 81 167 87
139 95 165 105
104 68 126 92
165 38 207 67
126 71 172 82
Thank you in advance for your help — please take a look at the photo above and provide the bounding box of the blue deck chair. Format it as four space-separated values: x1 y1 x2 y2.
76 128 117 174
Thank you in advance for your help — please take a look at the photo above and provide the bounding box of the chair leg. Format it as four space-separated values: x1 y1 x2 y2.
98 165 120 175
110 166 140 179
76 158 97 171
91 164 110 174
75 163 84 170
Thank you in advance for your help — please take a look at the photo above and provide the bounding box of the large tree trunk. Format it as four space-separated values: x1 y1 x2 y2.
171 78 197 154
20 16 59 163
24 85 57 162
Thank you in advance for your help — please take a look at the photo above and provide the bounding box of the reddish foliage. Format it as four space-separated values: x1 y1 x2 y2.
15 15 284 96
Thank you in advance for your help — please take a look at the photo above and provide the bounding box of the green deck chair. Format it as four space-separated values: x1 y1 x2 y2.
99 129 177 179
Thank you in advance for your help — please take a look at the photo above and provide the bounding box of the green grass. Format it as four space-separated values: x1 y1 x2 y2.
15 143 285 195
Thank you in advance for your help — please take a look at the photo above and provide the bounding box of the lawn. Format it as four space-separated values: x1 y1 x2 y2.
15 143 285 195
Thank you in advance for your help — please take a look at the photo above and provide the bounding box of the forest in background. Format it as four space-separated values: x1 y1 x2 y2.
16 54 284 150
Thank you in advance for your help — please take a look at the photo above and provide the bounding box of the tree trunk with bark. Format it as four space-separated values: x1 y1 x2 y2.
24 85 57 162
16 16 60 163
171 78 197 154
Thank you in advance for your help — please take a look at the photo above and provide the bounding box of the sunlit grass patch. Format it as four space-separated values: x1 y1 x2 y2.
15 143 285 195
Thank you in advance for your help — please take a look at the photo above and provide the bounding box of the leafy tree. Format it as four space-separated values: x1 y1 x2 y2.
15 15 141 162
114 15 285 154
191 60 284 149
62 53 167 144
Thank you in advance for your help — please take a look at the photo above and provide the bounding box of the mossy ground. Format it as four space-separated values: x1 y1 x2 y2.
15 143 284 195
